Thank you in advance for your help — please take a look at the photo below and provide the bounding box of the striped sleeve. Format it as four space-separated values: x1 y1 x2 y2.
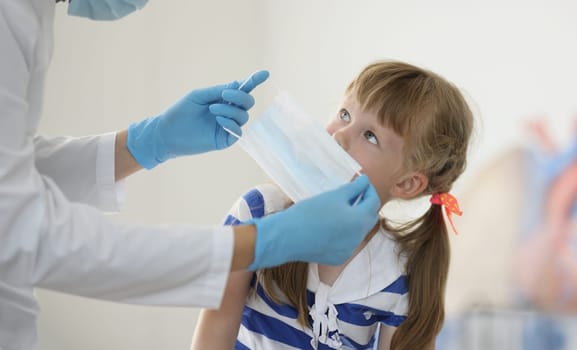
223 183 291 225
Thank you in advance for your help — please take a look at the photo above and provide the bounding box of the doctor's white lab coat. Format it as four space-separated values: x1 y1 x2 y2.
0 1 233 349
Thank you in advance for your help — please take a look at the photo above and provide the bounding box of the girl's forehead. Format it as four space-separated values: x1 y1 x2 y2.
340 93 356 105
342 91 412 135
341 94 384 124
340 94 366 114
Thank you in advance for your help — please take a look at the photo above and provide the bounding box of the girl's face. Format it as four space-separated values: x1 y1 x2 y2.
325 94 405 206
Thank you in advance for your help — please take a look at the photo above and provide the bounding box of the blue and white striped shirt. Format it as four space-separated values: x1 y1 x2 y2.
224 184 409 350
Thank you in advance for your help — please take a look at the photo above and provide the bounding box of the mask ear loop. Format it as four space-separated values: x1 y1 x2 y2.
222 126 241 139
351 170 365 206
220 72 258 139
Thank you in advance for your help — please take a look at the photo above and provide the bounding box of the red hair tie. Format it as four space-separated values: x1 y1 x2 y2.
430 193 462 235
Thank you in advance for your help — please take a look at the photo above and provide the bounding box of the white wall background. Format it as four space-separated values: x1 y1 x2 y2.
38 0 577 349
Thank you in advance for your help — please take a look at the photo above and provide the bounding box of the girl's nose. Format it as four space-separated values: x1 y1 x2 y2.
332 129 349 150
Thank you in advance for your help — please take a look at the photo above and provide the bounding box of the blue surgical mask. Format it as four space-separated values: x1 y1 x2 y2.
68 0 149 21
239 92 361 203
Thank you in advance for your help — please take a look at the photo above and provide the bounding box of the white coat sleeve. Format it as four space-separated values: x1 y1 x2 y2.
34 134 124 212
0 1 232 308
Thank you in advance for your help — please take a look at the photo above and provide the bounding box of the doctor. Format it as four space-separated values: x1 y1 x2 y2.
0 1 381 349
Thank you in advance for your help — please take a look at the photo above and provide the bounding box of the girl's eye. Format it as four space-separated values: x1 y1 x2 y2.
339 109 351 122
364 131 378 145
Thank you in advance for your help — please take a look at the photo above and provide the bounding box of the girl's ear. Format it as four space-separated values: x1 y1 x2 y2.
391 172 429 200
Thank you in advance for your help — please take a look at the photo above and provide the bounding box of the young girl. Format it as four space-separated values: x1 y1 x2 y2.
191 61 474 350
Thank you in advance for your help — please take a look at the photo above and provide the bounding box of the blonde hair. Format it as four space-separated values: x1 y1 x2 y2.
257 60 474 349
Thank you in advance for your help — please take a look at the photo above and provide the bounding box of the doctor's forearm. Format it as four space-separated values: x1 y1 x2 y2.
230 225 256 271
114 129 143 181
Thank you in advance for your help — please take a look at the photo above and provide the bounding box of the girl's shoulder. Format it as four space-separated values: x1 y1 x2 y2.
376 226 408 265
229 183 291 222
371 225 405 256
253 182 292 215
347 226 408 297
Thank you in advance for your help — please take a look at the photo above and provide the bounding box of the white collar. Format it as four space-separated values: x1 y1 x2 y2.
307 227 405 303
306 228 406 349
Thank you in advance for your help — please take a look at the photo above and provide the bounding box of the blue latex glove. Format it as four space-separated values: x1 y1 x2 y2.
248 175 381 270
127 70 269 169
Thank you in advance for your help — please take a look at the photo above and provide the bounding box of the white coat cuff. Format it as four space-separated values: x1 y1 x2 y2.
202 226 234 308
97 132 125 212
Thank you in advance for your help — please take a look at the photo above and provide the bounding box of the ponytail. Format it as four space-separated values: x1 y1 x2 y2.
388 204 450 350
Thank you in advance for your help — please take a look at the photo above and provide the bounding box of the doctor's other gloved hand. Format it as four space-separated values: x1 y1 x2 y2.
248 175 381 270
126 70 269 169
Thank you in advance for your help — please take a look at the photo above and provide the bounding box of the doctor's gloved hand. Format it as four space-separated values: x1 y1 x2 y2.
126 70 269 169
248 175 381 270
